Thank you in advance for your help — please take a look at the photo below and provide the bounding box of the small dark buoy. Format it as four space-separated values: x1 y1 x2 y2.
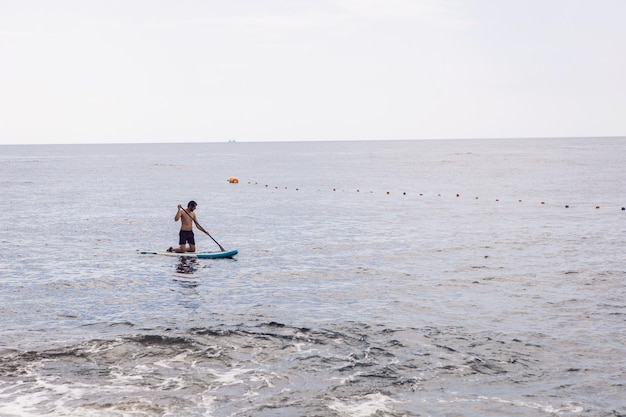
403 192 406 195
456 194 459 197
541 201 545 205
595 205 600 209
622 207 625 211
386 191 390 195
565 205 569 208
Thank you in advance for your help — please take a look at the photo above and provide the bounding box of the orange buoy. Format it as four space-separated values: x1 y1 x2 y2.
228 177 239 183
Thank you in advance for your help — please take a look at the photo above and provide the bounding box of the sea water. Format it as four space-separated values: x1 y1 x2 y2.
0 138 624 416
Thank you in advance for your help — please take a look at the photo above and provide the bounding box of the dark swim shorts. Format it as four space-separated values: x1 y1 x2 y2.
179 230 195 245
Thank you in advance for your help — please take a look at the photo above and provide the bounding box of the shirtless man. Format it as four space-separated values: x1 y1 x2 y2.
168 201 200 253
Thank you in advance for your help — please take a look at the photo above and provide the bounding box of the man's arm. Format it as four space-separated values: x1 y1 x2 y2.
192 214 210 235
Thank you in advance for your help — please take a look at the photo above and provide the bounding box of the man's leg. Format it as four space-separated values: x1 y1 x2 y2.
170 231 188 252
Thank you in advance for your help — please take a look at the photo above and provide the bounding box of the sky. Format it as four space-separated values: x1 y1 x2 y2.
1 0 625 145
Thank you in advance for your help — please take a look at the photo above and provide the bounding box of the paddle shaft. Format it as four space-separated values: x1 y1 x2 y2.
180 207 226 251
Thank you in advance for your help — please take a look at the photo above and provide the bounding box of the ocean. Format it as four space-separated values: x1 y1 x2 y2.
0 138 624 416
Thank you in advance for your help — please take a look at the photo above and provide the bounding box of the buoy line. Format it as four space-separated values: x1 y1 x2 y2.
239 180 625 211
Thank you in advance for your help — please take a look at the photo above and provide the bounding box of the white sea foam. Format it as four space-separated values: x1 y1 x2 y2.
207 366 250 386
329 392 399 417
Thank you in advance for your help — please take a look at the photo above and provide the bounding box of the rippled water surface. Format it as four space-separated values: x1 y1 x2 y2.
0 138 625 416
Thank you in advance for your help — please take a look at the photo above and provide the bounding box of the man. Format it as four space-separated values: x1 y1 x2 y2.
168 201 200 253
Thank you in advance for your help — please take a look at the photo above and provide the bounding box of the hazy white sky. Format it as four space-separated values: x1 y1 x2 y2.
1 0 624 145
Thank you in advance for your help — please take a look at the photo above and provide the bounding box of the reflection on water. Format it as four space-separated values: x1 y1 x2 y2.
173 257 201 289
175 257 199 275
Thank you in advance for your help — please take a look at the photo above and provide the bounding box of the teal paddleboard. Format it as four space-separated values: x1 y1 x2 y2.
139 249 238 259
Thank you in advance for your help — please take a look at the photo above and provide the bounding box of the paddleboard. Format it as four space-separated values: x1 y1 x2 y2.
139 249 238 259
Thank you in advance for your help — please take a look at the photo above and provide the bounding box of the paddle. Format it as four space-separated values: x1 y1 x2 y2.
181 206 226 252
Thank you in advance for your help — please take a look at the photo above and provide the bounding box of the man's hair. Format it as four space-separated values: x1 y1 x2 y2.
188 201 197 208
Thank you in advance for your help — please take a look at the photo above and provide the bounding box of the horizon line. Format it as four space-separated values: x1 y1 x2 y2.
1 135 625 146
